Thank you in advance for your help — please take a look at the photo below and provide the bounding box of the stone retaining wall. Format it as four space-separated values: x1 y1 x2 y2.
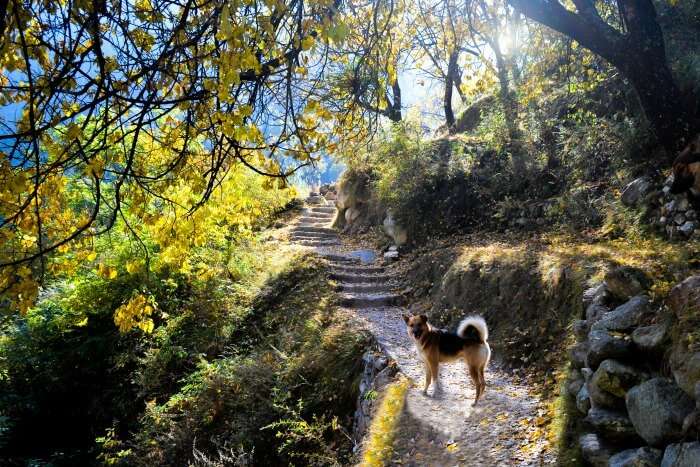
566 275 700 466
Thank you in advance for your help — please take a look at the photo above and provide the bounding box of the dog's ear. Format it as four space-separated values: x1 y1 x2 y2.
419 314 428 323
402 314 410 324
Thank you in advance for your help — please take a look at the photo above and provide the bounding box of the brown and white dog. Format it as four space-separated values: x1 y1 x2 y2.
403 314 491 406
671 135 700 198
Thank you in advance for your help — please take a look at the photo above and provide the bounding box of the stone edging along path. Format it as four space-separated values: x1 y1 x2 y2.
289 193 556 466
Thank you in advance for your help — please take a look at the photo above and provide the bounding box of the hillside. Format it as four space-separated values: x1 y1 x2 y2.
3 0 700 466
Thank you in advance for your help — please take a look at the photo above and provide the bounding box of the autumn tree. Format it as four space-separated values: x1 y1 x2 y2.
328 0 408 124
509 0 697 152
0 0 354 312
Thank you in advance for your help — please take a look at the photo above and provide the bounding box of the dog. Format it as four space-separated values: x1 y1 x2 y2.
671 136 700 197
403 313 491 406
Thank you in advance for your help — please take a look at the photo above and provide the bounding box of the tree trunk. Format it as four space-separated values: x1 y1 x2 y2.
389 78 402 122
492 37 525 174
444 50 458 130
510 0 697 154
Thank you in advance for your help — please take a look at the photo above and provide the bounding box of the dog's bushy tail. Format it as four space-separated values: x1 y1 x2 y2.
457 315 488 343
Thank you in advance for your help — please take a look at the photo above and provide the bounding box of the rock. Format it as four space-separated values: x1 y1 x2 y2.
579 433 613 467
591 296 651 333
609 447 662 467
632 322 669 354
577 384 591 414
686 209 697 220
587 330 633 370
659 216 668 225
382 212 408 246
621 177 653 207
668 275 700 318
589 359 647 409
669 347 700 397
677 197 690 211
680 221 697 237
584 407 641 443
374 356 388 370
626 378 695 446
604 268 650 301
574 319 590 341
568 369 585 397
383 250 399 262
584 283 610 307
661 442 700 467
388 245 398 252
665 200 677 213
570 341 589 369
674 213 687 225
587 303 610 323
345 206 361 223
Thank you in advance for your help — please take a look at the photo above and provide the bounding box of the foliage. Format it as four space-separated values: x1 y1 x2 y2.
124 255 370 466
360 378 409 467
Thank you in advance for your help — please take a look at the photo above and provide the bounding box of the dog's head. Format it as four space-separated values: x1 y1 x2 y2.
671 140 700 194
403 314 428 340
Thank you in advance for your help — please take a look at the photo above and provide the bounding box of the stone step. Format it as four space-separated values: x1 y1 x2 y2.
291 233 338 241
338 282 394 294
332 265 385 274
306 206 336 213
320 253 360 264
306 195 326 205
339 292 404 308
298 238 340 247
331 272 396 284
292 226 336 235
298 217 333 224
301 211 335 219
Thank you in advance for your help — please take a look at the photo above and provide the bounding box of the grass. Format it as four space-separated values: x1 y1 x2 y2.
359 377 409 467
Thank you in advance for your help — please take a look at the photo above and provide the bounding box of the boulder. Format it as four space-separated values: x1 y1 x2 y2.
589 359 647 409
669 347 700 397
583 283 610 307
587 330 633 370
579 433 613 467
587 303 610 323
574 319 590 341
626 378 695 446
679 221 696 236
570 341 589 369
567 369 585 397
584 407 641 443
577 384 591 414
621 177 653 207
632 322 669 354
661 442 700 467
345 206 361 223
591 296 651 333
381 212 408 246
609 447 663 467
604 267 650 301
668 275 700 318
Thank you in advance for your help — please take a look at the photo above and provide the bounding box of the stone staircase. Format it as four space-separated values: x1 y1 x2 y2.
291 193 404 309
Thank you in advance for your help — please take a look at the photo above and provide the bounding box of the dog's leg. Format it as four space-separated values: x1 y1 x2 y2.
430 360 441 396
423 360 432 395
468 365 480 406
478 364 486 400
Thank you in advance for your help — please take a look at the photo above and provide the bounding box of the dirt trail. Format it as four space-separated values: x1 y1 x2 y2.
289 194 556 466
